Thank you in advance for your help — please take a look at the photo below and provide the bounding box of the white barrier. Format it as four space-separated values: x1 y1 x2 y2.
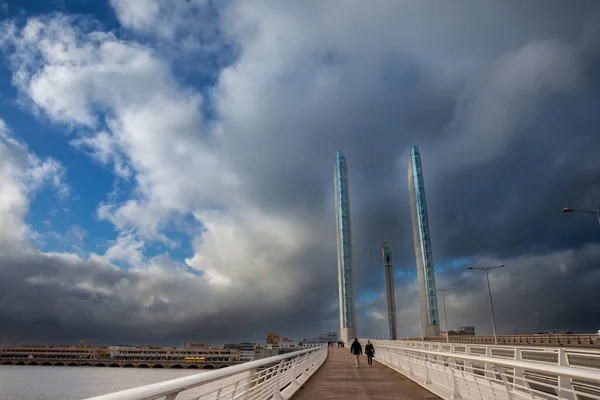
84 346 327 400
422 334 600 347
362 339 600 400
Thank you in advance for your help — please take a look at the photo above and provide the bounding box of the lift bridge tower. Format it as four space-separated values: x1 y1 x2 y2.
382 241 397 340
408 146 440 338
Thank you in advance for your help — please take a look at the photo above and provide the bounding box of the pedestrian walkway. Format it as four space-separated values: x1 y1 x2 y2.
291 347 440 399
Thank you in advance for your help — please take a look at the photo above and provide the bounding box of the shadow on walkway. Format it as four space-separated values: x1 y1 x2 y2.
291 347 440 399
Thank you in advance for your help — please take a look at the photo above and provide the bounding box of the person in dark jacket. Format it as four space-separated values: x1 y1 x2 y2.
365 340 375 366
350 338 362 368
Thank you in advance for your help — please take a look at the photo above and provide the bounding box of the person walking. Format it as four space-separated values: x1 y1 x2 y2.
350 338 362 368
365 340 375 367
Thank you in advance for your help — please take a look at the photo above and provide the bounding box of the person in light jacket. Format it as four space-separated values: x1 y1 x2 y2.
365 340 375 367
350 338 362 368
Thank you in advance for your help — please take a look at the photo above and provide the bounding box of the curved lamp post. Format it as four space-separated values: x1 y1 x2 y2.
562 207 600 227
437 287 456 343
467 264 505 345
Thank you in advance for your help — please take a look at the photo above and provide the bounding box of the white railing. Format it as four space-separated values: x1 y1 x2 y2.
362 339 600 400
84 346 327 400
421 334 600 347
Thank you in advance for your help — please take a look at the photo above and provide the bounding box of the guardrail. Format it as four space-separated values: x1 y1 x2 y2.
414 334 600 347
84 345 327 400
362 339 600 400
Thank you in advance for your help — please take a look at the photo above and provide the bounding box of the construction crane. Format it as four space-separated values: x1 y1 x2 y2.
80 338 101 348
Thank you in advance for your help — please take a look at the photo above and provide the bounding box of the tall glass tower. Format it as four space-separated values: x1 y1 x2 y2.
408 146 440 338
382 241 397 340
334 150 357 343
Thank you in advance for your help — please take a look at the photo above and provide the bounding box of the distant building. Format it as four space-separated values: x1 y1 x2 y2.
298 340 323 348
3 345 239 362
266 333 281 345
442 326 476 337
316 332 338 343
183 341 209 350
254 345 266 360
264 341 298 357
278 341 298 352
239 343 257 362
299 332 336 348
459 326 475 336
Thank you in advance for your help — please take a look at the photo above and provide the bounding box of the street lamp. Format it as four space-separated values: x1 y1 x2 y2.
562 207 600 227
467 264 505 345
437 287 456 343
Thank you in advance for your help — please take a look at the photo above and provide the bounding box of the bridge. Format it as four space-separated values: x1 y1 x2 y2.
82 337 600 400
0 357 238 369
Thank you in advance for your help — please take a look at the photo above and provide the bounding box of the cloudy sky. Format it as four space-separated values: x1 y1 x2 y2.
1 0 600 347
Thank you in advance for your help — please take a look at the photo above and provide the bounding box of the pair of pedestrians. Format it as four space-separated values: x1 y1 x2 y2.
349 338 375 368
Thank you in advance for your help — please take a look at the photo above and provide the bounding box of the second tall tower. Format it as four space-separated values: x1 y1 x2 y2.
408 146 440 338
334 150 357 343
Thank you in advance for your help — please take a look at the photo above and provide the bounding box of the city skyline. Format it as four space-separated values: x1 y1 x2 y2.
1 1 600 345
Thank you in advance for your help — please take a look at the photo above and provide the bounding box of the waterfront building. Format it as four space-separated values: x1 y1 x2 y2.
382 241 398 340
0 345 239 362
265 333 281 344
183 341 208 349
299 332 338 348
265 341 298 357
298 340 324 348
239 343 257 362
408 146 440 337
334 150 357 343
459 326 476 336
316 332 338 343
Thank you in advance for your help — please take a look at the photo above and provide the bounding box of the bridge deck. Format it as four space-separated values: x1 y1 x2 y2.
291 347 440 399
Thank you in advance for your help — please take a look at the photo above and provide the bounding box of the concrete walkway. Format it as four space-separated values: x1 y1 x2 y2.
291 347 440 400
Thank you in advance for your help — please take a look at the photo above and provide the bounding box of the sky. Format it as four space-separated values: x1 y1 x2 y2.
1 0 600 347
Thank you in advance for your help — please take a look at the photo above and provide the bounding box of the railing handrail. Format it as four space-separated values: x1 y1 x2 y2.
373 343 600 382
85 345 326 400
409 333 600 340
387 339 600 353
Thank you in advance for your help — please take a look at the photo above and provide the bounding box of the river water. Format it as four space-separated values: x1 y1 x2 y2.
0 365 212 399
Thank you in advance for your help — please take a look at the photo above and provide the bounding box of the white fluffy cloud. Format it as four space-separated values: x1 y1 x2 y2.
0 120 66 247
6 15 238 230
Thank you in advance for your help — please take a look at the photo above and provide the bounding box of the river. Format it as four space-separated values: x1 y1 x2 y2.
0 365 212 399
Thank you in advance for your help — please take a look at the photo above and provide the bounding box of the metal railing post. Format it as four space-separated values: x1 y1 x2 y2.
449 357 461 400
512 348 528 396
557 348 576 400
423 354 431 385
272 360 286 400
484 346 495 380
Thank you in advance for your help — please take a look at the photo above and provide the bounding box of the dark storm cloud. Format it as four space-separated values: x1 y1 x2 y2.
0 249 335 345
211 0 600 336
